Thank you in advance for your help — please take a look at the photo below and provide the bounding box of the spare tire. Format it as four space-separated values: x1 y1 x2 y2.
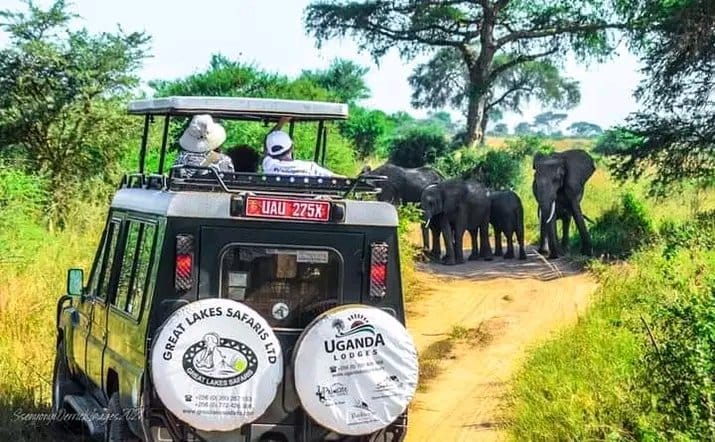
150 298 283 432
292 305 418 436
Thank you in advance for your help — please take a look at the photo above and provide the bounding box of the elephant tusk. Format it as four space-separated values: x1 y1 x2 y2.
545 201 556 224
425 217 431 229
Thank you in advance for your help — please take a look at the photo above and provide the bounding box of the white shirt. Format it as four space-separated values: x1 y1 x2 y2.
262 156 335 177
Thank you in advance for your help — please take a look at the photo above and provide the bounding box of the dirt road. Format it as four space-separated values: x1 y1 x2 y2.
404 245 598 442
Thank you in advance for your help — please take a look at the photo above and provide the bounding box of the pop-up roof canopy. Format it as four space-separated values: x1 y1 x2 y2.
127 96 349 121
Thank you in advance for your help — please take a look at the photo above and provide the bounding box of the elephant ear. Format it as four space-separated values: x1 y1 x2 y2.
533 152 545 170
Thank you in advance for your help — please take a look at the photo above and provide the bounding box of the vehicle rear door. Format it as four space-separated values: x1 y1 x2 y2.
199 225 364 423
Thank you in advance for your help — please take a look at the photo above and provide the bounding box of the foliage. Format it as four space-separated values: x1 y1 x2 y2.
305 0 629 146
410 49 581 136
607 0 715 190
339 106 391 158
489 123 509 136
514 122 534 135
0 0 150 225
567 121 603 137
150 54 359 175
387 124 450 168
583 191 656 258
509 211 715 441
397 204 423 302
503 135 556 159
298 58 370 104
435 148 521 190
532 111 569 135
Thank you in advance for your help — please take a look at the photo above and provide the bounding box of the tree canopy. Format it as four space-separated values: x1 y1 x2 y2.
305 0 628 146
568 121 603 137
602 0 714 191
0 0 150 224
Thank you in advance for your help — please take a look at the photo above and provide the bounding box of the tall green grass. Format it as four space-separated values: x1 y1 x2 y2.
508 213 715 441
0 166 105 440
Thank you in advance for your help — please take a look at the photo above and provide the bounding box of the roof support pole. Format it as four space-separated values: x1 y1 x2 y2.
314 120 324 163
158 115 170 174
139 114 151 174
321 125 328 166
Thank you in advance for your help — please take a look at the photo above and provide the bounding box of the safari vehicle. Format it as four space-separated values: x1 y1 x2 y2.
53 97 417 442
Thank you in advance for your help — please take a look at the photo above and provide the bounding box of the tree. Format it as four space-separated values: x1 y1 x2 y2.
305 0 628 147
568 121 603 137
0 0 150 225
489 123 509 136
298 58 370 104
514 122 534 135
339 106 391 157
533 111 568 135
409 48 580 141
604 0 715 191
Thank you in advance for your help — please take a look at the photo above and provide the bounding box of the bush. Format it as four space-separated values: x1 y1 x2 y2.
387 124 450 168
434 148 522 190
340 107 392 158
503 135 555 159
659 209 715 259
583 191 655 258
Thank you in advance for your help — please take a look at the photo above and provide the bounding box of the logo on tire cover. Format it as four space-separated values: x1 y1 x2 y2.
182 332 258 387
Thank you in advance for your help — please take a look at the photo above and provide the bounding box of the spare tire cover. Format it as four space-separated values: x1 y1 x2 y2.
293 305 418 436
150 298 283 432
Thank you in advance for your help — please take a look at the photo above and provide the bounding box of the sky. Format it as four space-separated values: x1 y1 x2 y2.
0 0 644 131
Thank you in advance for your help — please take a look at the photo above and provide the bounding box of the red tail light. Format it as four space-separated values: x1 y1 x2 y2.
369 242 388 298
175 234 194 292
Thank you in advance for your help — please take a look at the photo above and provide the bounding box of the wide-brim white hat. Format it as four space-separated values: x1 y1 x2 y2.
179 114 227 153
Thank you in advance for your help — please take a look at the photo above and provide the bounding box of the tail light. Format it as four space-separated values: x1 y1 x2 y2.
369 242 388 298
175 234 194 292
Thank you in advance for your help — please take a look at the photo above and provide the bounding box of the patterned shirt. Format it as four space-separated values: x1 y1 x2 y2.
173 150 234 178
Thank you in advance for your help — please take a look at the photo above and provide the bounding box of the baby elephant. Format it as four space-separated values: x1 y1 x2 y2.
489 190 527 260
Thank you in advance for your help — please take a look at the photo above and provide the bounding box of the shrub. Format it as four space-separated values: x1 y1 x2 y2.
503 135 555 159
387 124 450 168
434 148 522 190
583 191 655 258
659 209 715 259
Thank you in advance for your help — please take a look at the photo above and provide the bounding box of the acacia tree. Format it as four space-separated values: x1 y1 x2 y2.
299 58 371 104
533 111 568 135
604 0 715 191
304 0 627 147
0 0 150 225
409 48 580 142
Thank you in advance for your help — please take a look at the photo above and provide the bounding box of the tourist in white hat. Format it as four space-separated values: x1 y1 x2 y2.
173 114 234 177
262 117 338 177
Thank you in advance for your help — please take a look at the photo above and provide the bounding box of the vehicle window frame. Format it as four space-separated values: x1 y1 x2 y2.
109 215 159 324
91 216 123 304
217 243 345 331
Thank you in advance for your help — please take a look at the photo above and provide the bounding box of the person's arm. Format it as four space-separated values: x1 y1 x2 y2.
271 116 291 132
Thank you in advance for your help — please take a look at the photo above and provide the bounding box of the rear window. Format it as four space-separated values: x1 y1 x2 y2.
220 246 341 328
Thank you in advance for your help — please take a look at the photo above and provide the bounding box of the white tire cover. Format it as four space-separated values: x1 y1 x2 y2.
293 305 418 435
150 298 283 432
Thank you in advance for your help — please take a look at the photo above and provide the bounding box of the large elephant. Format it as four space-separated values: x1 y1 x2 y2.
420 179 492 265
489 190 527 260
372 163 445 257
532 149 595 259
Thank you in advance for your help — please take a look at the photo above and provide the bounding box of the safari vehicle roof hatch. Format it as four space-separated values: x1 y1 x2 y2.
128 96 348 121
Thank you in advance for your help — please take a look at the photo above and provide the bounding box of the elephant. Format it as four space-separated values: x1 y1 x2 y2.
532 149 595 259
489 190 527 260
372 163 445 258
420 179 492 265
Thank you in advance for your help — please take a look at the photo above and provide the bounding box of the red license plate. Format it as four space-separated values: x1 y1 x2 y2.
245 196 331 222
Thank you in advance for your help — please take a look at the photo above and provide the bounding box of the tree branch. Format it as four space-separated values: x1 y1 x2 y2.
488 47 559 81
487 81 530 110
497 22 628 46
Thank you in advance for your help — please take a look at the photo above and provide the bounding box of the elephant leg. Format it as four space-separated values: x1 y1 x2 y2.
480 222 493 261
537 221 548 255
454 226 466 264
430 225 441 261
468 229 480 260
561 216 571 252
440 221 456 265
504 229 515 259
494 229 503 256
571 204 593 256
421 224 430 254
547 220 560 259
516 217 527 260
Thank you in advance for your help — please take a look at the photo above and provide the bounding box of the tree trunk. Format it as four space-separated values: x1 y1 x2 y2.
479 111 489 146
465 88 489 148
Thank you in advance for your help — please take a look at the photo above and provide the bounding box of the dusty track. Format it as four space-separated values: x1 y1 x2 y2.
404 243 598 442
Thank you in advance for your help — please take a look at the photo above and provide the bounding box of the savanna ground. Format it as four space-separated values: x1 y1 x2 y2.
2 137 715 441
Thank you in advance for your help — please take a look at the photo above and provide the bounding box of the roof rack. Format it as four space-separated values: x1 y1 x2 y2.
119 166 387 198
